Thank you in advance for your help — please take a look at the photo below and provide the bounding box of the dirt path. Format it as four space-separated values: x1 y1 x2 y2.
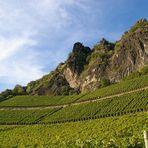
0 86 148 110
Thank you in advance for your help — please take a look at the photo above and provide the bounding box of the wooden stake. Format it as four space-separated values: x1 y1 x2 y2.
144 131 148 148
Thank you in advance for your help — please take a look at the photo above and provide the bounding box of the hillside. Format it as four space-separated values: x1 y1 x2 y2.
1 0 148 147
24 19 148 95
0 74 147 124
0 19 148 98
0 74 147 107
0 37 147 148
0 71 147 147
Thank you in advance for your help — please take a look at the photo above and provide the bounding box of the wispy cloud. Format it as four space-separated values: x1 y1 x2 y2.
0 35 36 61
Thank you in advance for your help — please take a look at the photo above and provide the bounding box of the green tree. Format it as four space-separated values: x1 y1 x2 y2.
100 78 110 87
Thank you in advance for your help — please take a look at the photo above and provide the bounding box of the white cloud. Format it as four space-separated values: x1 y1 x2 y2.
0 60 44 85
0 35 36 61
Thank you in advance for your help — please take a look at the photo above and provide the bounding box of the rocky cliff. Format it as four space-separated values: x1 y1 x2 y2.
1 19 148 96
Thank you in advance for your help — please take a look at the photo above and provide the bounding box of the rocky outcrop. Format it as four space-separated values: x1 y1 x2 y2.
64 19 148 92
63 42 91 90
79 38 115 91
26 19 148 94
2 19 147 96
110 19 148 82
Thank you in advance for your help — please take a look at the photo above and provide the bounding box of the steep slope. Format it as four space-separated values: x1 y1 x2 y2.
111 19 148 81
26 42 91 95
39 18 148 94
1 19 148 97
80 19 148 91
26 64 75 95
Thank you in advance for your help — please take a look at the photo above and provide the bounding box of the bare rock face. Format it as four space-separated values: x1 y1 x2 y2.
110 19 148 82
79 38 115 91
63 67 80 89
63 42 91 90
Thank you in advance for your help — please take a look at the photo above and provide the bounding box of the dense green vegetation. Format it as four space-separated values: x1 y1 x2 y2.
0 112 147 147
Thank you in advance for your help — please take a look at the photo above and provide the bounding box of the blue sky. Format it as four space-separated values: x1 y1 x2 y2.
0 0 148 92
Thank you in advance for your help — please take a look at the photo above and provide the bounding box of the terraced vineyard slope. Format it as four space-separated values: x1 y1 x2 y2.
0 88 147 124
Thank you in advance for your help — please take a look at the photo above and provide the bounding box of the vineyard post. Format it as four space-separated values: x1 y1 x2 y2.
144 131 148 148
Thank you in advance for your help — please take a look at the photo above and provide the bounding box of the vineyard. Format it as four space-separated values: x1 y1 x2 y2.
0 74 147 147
0 89 147 124
0 112 147 147
0 92 87 107
0 108 59 123
42 90 148 124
